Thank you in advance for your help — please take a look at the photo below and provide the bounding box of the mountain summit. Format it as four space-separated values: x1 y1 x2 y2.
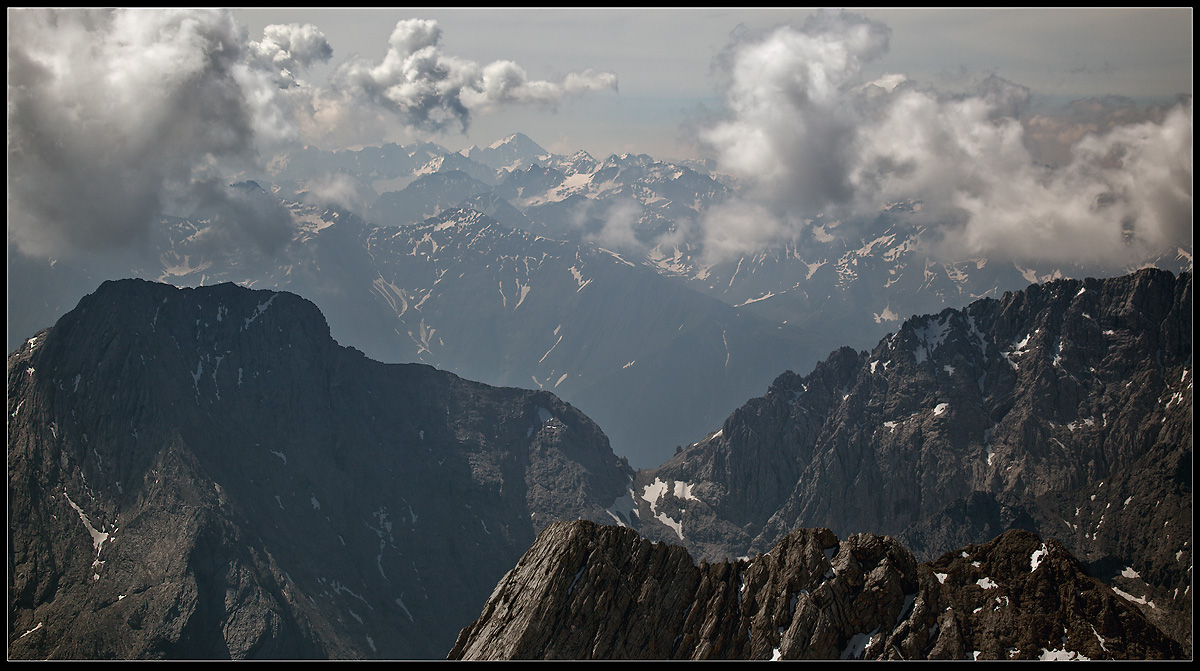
463 133 552 172
7 279 634 659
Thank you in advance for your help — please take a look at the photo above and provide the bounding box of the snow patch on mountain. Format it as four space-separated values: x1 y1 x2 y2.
673 480 700 502
63 492 109 556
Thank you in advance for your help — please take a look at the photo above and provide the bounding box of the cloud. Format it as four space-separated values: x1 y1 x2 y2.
702 10 890 216
1022 95 1171 166
6 10 615 259
697 199 789 261
584 198 645 251
297 173 377 213
941 99 1193 265
332 18 617 135
248 22 333 88
6 8 313 258
698 8 1193 267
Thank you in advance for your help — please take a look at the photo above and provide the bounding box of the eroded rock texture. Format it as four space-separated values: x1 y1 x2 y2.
450 520 1183 660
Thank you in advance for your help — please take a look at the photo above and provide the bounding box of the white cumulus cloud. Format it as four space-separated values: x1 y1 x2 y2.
698 8 1193 267
332 18 617 134
6 8 299 258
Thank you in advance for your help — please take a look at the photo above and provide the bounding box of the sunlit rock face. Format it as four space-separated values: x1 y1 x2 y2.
450 519 1182 660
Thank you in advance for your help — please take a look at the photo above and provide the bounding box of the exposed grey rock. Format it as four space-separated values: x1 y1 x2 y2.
631 268 1192 650
10 132 1190 473
7 279 634 659
450 520 1183 660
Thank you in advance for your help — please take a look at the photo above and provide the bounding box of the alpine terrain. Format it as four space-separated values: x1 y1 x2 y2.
10 134 1189 470
624 268 1192 650
450 519 1183 660
7 279 635 659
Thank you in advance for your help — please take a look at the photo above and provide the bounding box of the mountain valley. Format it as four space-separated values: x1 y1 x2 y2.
9 134 1191 470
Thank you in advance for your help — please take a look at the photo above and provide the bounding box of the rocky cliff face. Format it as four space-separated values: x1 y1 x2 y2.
449 520 1183 660
630 268 1192 649
7 279 634 659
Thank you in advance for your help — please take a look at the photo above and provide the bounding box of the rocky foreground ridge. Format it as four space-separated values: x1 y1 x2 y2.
8 279 633 659
630 268 1192 648
450 520 1183 660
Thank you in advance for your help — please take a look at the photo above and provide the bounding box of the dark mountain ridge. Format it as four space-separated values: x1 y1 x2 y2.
8 278 633 659
10 205 822 469
8 268 1191 659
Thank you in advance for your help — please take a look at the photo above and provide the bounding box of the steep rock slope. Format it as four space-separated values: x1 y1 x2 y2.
631 269 1192 648
8 279 634 659
449 520 1182 660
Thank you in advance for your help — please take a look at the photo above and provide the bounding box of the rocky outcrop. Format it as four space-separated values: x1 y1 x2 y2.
630 269 1192 649
449 520 1183 660
7 279 634 659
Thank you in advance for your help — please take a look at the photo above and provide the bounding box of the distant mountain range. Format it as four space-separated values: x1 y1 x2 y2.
9 204 820 469
8 133 1190 471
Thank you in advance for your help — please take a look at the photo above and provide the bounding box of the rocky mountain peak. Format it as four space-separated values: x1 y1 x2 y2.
8 279 635 659
462 133 551 172
450 520 1182 660
631 268 1192 648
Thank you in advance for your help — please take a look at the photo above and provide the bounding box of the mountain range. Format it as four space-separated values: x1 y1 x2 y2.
7 269 1191 659
6 130 1192 660
625 267 1192 648
11 133 1190 470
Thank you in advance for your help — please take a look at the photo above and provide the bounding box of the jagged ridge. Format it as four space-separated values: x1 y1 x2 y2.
449 520 1183 660
631 268 1192 648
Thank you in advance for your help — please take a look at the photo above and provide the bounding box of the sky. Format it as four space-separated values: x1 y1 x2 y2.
6 7 1194 267
228 7 1194 159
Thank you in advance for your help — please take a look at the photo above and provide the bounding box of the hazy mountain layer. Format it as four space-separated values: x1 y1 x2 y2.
10 205 821 469
8 136 1191 470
